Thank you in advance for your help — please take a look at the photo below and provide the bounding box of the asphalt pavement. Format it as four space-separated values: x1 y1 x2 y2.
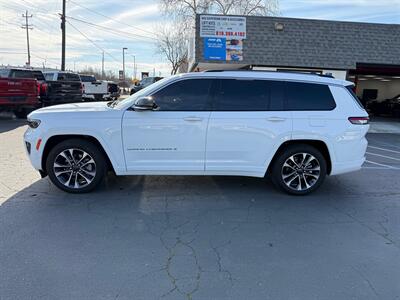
1 118 400 300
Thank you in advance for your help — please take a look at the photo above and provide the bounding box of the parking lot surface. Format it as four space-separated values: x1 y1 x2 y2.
1 118 400 300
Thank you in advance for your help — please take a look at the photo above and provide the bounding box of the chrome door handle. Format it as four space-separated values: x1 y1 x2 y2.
267 117 286 122
184 116 203 122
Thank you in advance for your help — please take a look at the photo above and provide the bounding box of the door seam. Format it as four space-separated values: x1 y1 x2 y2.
203 111 212 172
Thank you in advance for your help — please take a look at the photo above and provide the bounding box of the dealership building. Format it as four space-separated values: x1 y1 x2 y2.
188 14 400 106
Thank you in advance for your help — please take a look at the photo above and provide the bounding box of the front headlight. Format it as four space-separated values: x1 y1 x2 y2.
27 118 41 129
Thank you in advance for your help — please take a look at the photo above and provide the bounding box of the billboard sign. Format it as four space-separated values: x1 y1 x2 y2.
200 15 246 39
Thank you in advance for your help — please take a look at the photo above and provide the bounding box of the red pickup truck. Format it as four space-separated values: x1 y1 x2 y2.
0 69 40 118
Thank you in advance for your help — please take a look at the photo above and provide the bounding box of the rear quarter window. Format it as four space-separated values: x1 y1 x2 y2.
345 85 364 109
285 82 336 111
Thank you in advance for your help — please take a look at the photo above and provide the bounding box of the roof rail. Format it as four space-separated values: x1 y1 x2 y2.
203 69 335 78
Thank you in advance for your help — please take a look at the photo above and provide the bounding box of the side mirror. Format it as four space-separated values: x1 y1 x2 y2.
133 96 156 111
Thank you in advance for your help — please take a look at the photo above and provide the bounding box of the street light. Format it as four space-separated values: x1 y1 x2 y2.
122 47 128 83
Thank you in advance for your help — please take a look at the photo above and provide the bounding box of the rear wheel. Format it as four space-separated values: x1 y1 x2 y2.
271 144 327 195
46 139 106 193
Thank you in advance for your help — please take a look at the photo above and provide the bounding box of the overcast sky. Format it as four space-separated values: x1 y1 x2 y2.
0 0 399 77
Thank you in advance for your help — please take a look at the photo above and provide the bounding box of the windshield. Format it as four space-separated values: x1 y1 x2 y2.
114 76 172 109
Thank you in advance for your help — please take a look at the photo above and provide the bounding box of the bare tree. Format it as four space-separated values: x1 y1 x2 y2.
156 23 188 75
160 0 279 20
211 0 279 16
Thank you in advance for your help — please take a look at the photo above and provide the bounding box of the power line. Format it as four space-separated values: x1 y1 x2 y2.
67 0 157 37
66 20 120 63
66 16 157 42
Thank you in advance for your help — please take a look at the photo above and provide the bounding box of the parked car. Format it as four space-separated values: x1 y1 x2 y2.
42 71 83 105
130 76 163 95
0 68 41 118
0 77 39 118
368 94 400 118
0 68 48 96
79 74 120 101
24 71 369 195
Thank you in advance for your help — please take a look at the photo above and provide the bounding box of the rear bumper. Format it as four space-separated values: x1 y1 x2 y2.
330 135 368 175
330 157 365 175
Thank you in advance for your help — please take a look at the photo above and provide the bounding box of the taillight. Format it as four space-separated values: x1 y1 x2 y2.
348 117 369 125
81 83 85 94
41 83 48 95
36 82 41 95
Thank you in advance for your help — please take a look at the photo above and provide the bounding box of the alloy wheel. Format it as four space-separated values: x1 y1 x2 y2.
281 152 321 191
53 148 96 189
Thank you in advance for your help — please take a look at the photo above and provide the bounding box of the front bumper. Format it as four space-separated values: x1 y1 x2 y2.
24 127 44 171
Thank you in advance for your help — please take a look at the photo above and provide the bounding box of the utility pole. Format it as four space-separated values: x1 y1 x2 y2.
101 51 105 79
21 10 33 67
133 55 136 80
60 0 66 71
122 47 127 83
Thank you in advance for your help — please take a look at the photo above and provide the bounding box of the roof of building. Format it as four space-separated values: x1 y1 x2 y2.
195 14 400 70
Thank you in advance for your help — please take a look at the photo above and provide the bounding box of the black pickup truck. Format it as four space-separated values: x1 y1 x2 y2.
43 71 83 105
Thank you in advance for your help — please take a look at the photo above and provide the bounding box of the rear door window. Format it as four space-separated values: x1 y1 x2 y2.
213 79 285 111
285 82 336 110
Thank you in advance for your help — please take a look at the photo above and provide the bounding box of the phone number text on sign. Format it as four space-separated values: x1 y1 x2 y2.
200 15 246 39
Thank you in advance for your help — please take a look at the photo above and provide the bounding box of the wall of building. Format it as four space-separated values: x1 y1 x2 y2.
356 79 400 101
195 14 400 70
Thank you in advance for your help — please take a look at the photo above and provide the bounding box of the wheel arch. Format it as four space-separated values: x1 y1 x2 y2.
41 134 115 175
267 139 332 176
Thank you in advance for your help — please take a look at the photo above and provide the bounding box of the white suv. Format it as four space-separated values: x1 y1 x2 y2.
24 71 369 195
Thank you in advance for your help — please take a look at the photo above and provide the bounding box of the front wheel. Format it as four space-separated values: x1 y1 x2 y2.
270 144 327 195
46 139 106 193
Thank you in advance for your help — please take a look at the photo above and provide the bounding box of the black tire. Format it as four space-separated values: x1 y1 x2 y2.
46 139 106 193
94 94 103 101
270 144 327 195
14 109 28 119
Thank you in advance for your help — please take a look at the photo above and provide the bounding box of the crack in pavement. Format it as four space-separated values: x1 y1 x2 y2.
351 266 380 298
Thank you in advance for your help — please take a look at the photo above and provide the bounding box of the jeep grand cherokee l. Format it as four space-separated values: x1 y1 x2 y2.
24 71 369 195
